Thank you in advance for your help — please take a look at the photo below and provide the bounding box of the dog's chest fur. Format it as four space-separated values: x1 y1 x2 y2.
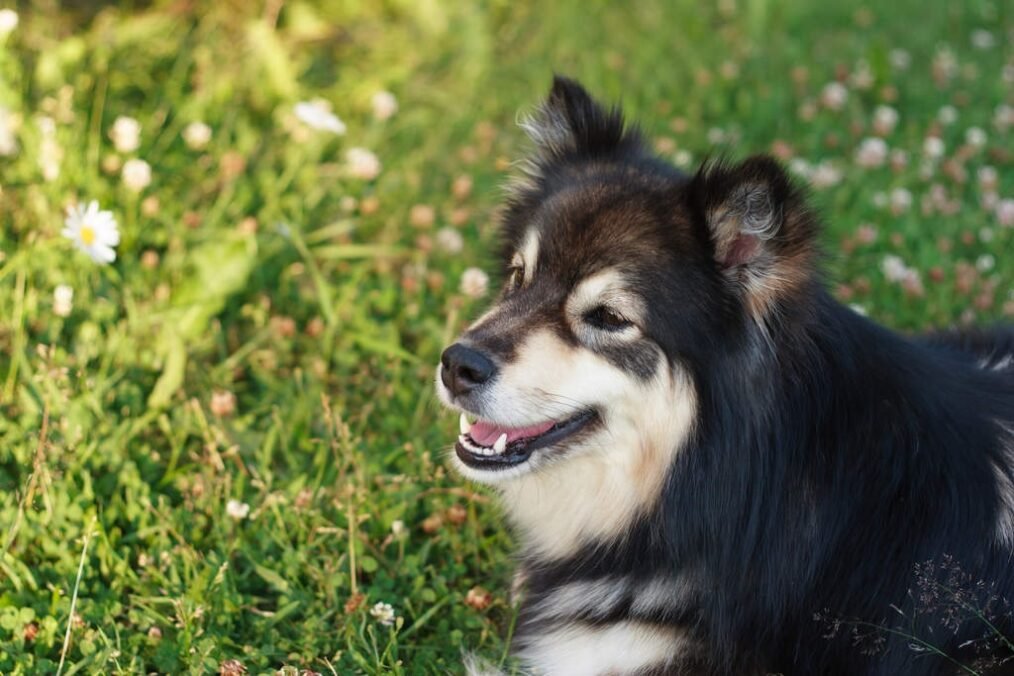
512 569 706 674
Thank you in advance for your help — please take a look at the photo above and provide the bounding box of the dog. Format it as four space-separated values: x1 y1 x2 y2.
435 76 1014 675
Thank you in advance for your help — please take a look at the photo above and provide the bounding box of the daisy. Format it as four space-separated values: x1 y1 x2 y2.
63 201 119 264
293 100 346 134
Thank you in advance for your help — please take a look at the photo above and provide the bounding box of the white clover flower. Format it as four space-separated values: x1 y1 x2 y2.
345 147 381 180
121 158 152 192
53 284 73 318
371 91 398 121
673 150 692 168
109 115 141 153
976 254 995 272
436 227 464 254
938 105 958 126
932 48 958 82
872 191 888 209
881 255 909 283
0 8 17 36
850 61 874 90
978 166 998 191
63 201 119 264
872 105 898 136
226 499 250 520
369 602 396 626
979 227 994 243
998 199 1014 228
293 100 346 134
964 126 987 148
391 520 405 537
971 29 995 49
0 106 17 156
889 49 911 71
460 267 489 299
855 138 888 168
809 161 842 189
788 158 812 178
182 121 212 150
922 136 945 160
889 188 913 213
820 82 848 111
706 127 726 145
995 104 1013 132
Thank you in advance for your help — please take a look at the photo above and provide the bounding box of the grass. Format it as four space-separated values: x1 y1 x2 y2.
0 0 1010 673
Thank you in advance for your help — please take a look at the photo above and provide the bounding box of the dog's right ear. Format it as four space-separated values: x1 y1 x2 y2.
519 76 640 162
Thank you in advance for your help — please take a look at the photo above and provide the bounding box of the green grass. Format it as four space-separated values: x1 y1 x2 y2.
0 0 1010 673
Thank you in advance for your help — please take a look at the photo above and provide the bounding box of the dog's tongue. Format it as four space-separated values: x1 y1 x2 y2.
469 419 555 446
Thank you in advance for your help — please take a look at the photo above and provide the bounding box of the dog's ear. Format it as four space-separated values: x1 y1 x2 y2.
690 156 819 311
520 75 640 162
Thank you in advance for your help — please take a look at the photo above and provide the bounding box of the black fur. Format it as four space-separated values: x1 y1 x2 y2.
475 78 1014 674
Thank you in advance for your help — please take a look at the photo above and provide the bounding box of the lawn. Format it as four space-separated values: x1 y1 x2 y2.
0 0 1010 673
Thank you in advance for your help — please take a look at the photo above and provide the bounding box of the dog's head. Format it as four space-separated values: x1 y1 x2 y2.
436 78 819 541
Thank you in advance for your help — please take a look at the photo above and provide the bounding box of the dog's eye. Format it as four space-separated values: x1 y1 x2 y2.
508 264 525 291
584 306 633 331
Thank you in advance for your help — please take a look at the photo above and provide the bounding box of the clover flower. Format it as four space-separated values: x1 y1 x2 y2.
370 601 396 626
294 100 346 134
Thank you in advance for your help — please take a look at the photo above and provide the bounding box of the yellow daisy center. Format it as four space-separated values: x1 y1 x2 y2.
80 225 96 245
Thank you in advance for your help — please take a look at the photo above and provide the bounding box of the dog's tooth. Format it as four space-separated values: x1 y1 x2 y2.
493 433 507 454
459 413 471 435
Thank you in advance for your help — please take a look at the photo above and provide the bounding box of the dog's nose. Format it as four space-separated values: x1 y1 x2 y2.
440 343 497 397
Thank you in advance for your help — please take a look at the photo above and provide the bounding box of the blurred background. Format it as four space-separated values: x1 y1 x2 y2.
0 0 1010 673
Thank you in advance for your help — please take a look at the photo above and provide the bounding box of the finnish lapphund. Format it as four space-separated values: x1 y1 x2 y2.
435 77 1014 675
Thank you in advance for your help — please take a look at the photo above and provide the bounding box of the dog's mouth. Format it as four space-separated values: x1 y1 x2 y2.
455 410 598 470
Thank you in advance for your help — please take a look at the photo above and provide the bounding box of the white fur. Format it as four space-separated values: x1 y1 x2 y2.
630 574 697 616
994 422 1014 547
517 621 689 675
528 577 628 620
481 328 695 559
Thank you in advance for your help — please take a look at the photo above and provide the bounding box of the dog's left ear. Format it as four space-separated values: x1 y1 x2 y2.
689 156 819 307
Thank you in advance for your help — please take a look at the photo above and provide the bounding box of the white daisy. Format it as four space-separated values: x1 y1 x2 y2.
293 100 346 135
62 201 120 264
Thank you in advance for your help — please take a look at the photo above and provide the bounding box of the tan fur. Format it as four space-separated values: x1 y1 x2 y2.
487 328 696 559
